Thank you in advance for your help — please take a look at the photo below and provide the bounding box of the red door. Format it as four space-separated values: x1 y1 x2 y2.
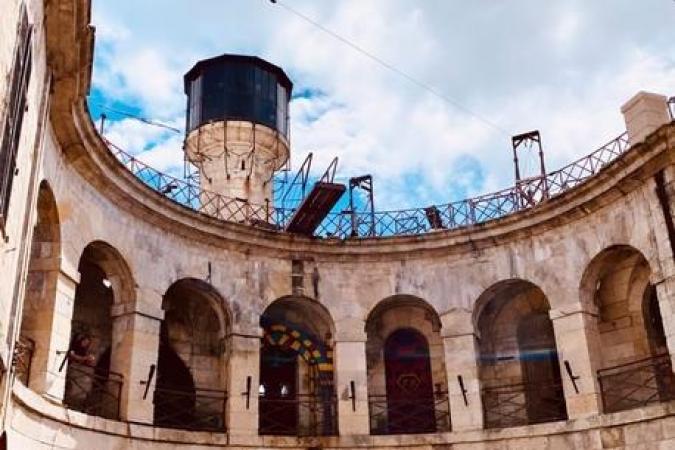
259 346 298 435
384 329 435 433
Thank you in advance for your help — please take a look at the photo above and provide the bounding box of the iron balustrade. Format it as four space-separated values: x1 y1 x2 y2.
105 131 631 238
598 354 675 414
258 394 338 436
153 386 227 431
13 336 35 385
64 362 123 420
368 392 451 435
481 381 567 429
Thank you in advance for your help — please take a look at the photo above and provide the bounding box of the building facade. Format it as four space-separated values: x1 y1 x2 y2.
1 0 675 448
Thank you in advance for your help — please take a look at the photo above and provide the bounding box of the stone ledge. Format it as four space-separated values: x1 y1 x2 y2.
11 380 675 448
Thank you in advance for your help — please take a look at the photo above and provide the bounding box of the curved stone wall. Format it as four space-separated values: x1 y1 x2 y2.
1 0 674 448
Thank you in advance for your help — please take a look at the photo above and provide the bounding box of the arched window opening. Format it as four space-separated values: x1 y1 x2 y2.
586 246 675 413
258 296 337 437
383 329 435 434
17 182 59 390
153 278 228 431
64 243 127 420
365 296 450 435
476 280 567 429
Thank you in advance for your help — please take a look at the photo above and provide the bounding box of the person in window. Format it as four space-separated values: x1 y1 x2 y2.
68 333 96 366
64 333 97 413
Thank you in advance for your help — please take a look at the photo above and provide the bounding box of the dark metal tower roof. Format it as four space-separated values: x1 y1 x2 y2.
183 53 293 94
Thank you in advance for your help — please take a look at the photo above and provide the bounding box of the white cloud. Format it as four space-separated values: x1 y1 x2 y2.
90 0 675 210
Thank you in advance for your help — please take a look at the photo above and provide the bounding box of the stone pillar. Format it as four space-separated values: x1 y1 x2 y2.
110 288 163 423
226 331 261 440
655 276 675 370
442 331 483 431
334 320 370 436
30 268 78 401
549 305 602 418
621 91 670 146
440 309 483 431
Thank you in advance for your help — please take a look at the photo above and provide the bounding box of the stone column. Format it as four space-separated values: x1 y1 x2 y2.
226 331 261 440
440 309 483 431
621 91 671 146
29 268 78 401
655 276 675 370
334 320 370 436
110 288 163 423
549 304 602 418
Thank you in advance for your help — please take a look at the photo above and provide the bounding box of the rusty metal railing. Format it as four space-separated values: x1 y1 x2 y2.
259 393 338 436
64 362 123 420
153 385 227 431
105 131 631 238
481 381 567 429
598 354 675 414
368 392 451 435
13 336 35 385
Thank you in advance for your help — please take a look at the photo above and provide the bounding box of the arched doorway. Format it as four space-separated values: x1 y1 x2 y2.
258 296 336 436
64 241 132 420
383 329 435 433
17 181 60 390
365 295 450 435
153 278 228 431
582 246 675 412
475 279 567 429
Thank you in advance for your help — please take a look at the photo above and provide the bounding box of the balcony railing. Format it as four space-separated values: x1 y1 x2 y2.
153 386 227 431
105 130 633 239
259 394 338 436
13 336 35 386
481 381 567 429
368 392 451 435
64 362 123 420
598 354 675 414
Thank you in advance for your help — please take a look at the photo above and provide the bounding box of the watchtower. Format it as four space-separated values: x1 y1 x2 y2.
183 54 292 208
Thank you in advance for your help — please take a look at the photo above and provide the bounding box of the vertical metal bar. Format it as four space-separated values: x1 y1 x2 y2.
537 135 549 199
457 375 468 406
349 180 357 237
368 178 375 237
350 380 356 411
243 375 251 410
99 113 106 134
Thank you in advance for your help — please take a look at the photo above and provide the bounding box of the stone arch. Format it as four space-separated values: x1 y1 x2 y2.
580 245 662 368
258 295 336 436
474 279 567 428
17 181 60 390
365 294 448 434
580 245 673 412
154 278 230 430
64 240 135 419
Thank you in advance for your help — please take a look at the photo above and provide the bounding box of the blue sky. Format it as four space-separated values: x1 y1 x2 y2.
89 0 675 210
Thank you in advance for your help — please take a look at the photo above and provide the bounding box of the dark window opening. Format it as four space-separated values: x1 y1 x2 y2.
0 5 32 229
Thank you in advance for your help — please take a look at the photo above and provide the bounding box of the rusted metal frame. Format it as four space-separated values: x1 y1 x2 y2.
367 392 451 435
481 381 566 429
258 394 338 436
106 129 630 238
280 152 313 211
600 370 661 411
597 354 675 413
65 362 124 420
319 157 339 184
153 385 227 431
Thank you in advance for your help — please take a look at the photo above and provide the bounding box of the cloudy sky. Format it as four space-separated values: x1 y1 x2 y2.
89 0 675 210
